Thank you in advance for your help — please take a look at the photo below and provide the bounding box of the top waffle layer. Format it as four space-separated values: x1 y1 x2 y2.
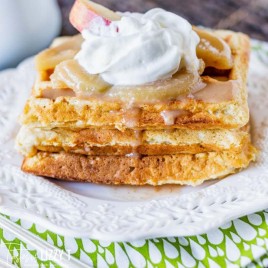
20 30 250 130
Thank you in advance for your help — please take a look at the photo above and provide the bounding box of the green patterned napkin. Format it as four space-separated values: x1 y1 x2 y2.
1 211 268 267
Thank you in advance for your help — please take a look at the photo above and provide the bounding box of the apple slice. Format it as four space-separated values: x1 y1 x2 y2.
50 59 111 93
50 59 195 103
70 0 121 32
194 27 233 70
107 70 195 103
35 35 83 72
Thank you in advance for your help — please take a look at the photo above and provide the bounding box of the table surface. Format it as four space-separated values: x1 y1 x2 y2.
58 0 268 41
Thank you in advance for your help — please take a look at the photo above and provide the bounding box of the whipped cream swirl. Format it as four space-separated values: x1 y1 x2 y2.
76 8 200 86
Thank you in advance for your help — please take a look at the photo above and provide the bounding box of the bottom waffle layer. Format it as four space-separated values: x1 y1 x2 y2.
22 143 257 186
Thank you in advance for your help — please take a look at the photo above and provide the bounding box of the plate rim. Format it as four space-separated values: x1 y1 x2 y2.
0 40 268 241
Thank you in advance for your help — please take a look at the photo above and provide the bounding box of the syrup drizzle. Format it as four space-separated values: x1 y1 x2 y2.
122 107 141 128
122 108 143 158
160 110 188 126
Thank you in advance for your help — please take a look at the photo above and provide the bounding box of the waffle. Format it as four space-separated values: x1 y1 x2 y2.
17 126 250 157
22 142 256 186
17 26 256 185
20 30 250 130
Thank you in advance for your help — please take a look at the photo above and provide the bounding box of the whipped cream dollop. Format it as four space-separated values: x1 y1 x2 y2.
76 8 200 86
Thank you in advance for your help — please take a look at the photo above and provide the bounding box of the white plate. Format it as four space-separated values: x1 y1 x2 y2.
0 40 268 242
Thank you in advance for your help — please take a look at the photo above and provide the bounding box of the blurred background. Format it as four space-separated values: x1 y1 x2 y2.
59 0 268 40
0 0 267 70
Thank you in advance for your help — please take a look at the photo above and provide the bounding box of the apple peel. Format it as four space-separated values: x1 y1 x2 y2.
70 0 120 32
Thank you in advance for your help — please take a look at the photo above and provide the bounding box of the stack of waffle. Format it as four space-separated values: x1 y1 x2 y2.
16 29 256 185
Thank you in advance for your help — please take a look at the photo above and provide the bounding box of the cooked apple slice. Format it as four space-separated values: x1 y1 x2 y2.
107 71 195 103
70 0 120 32
50 59 111 93
36 35 83 72
194 27 233 69
51 59 196 103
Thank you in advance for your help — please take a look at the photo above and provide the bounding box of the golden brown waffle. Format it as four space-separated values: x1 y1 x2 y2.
17 126 250 157
20 30 250 130
22 142 256 186
17 28 257 185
